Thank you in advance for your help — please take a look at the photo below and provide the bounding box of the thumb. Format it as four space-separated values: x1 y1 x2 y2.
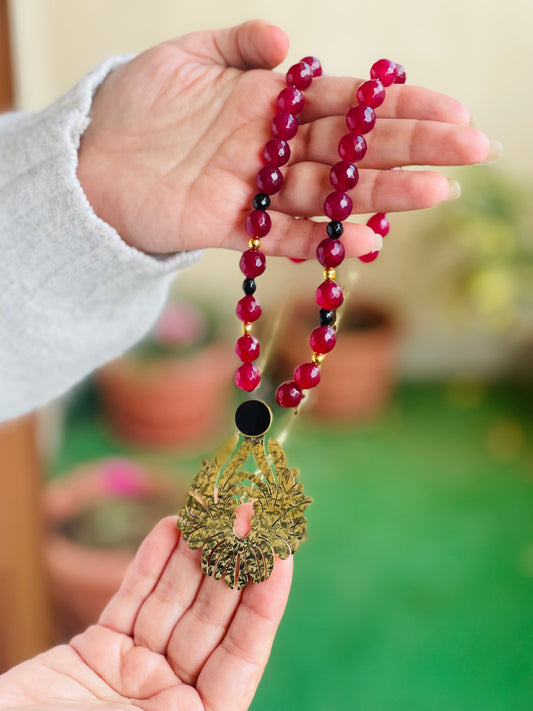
180 20 290 70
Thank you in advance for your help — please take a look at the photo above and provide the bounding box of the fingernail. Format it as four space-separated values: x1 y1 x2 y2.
469 114 476 127
447 179 461 200
484 139 503 163
374 233 383 251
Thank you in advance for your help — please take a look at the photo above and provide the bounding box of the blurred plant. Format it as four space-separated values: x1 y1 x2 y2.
54 458 180 549
426 169 533 330
96 293 235 447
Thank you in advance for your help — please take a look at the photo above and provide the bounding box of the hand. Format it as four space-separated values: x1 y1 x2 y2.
0 517 292 710
77 20 492 259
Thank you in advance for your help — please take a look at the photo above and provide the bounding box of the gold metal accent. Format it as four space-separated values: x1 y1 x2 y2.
249 238 261 249
177 435 312 590
243 322 252 335
324 267 336 280
312 352 325 365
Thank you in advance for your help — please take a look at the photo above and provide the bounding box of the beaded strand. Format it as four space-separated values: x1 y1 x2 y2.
234 57 406 408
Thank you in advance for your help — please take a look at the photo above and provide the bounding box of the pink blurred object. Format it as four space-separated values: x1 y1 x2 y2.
151 302 208 348
98 458 151 498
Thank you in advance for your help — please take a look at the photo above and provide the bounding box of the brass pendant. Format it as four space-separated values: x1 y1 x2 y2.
177 400 312 589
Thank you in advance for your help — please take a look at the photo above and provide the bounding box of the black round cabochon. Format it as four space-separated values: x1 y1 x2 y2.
235 400 272 437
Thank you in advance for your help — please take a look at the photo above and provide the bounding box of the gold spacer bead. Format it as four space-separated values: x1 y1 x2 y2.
312 353 325 366
243 322 253 335
249 238 261 250
324 268 336 281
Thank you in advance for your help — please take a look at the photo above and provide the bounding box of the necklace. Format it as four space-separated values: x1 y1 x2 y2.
177 56 406 589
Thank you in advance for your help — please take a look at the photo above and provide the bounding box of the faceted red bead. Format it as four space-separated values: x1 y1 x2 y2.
271 112 298 140
323 191 352 221
338 134 367 162
276 381 303 408
245 209 271 237
394 63 406 84
366 212 390 237
329 161 359 191
276 87 305 115
316 280 344 309
256 166 283 195
263 139 290 167
236 295 262 322
316 238 345 268
370 58 396 87
301 56 322 77
346 104 376 134
294 362 321 389
358 250 380 263
235 334 260 362
356 79 385 109
239 249 266 278
234 363 261 392
286 61 313 89
310 325 336 354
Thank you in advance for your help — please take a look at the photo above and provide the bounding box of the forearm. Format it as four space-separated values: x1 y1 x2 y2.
0 57 200 422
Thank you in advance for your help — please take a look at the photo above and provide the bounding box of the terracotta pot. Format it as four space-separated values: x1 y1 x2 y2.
96 342 234 448
42 459 184 639
274 300 399 421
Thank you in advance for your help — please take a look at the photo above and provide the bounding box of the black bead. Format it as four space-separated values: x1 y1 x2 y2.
235 399 272 437
253 193 271 211
327 221 344 239
243 278 256 295
319 309 336 326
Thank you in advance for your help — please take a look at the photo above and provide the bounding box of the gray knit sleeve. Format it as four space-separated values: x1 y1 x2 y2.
0 56 201 422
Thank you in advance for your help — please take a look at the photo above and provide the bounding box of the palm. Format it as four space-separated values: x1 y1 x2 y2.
78 21 490 259
0 518 292 711
81 45 272 255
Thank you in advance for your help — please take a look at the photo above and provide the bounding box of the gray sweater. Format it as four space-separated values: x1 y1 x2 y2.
0 57 200 422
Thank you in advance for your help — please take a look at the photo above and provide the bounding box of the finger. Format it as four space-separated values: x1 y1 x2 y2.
132 535 205 653
197 556 293 711
98 516 179 635
166 574 242 684
178 20 290 70
272 162 452 218
293 118 491 169
226 213 378 259
300 77 471 125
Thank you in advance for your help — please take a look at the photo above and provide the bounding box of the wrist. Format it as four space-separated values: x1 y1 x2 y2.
76 57 141 251
77 128 120 238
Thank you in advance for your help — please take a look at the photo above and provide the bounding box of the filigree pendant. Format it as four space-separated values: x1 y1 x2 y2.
177 400 312 589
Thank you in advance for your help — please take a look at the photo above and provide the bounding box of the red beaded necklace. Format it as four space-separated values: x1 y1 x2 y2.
234 56 405 409
178 57 406 590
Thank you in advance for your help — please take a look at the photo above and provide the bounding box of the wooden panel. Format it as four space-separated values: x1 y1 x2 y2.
0 415 53 671
0 4 53 671
0 0 13 111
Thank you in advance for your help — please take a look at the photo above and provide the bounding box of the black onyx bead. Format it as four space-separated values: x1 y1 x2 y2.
235 399 272 437
243 278 256 295
253 193 271 211
319 309 336 326
326 221 344 239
